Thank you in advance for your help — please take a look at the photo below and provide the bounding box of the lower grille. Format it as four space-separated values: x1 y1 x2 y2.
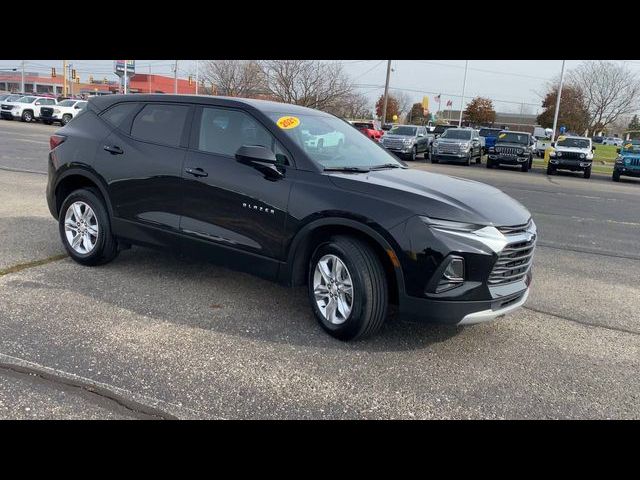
489 232 536 285
496 146 523 155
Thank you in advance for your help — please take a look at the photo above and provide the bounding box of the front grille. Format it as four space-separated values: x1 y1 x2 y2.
382 139 405 149
1 104 13 111
497 220 531 235
629 158 640 167
40 107 53 117
558 151 583 160
438 143 460 154
489 228 536 285
495 146 523 155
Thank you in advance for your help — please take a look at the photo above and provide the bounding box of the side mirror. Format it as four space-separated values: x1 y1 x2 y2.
235 145 283 180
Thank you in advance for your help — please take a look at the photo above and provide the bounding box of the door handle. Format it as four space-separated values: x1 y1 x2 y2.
103 145 123 155
185 167 208 178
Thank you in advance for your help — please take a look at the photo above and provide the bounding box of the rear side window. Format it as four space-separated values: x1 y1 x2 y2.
131 103 190 147
101 102 140 129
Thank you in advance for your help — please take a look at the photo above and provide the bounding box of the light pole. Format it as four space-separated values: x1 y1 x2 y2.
21 60 25 93
381 60 392 125
551 60 566 142
458 60 468 127
195 60 199 95
123 60 127 95
174 60 178 94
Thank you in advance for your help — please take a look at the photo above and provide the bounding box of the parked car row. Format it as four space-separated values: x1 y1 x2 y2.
0 93 87 125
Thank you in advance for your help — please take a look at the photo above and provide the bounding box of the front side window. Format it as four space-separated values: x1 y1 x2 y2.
58 100 76 107
267 112 403 170
197 107 288 164
21 96 37 104
131 103 189 147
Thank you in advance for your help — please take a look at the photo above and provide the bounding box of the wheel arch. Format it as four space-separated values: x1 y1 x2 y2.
53 168 113 220
284 217 405 305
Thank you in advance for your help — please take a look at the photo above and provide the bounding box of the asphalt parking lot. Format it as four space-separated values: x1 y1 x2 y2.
0 120 638 419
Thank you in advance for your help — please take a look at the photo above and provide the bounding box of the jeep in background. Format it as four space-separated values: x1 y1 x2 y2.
547 135 594 179
613 140 640 182
350 119 383 142
478 127 502 154
431 128 482 165
379 124 431 160
487 131 534 172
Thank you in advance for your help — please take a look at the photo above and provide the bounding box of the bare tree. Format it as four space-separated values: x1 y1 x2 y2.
259 60 354 112
200 60 267 97
329 91 373 119
569 61 640 132
392 90 412 118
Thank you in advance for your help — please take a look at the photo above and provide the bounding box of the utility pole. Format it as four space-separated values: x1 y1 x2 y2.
174 60 178 94
458 60 468 127
551 60 566 142
68 63 73 97
62 60 67 97
195 60 199 95
21 60 25 93
381 60 392 125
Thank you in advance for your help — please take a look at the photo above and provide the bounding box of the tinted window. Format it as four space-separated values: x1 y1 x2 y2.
58 100 76 107
388 125 417 136
497 132 529 144
198 107 276 157
130 104 190 147
441 129 472 140
101 102 140 129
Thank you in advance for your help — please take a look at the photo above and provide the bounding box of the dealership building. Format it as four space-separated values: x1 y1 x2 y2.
0 71 197 96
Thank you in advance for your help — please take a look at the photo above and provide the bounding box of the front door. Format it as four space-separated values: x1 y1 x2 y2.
180 105 293 279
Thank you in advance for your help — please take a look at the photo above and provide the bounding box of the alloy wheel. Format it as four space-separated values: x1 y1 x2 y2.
64 201 99 254
313 254 354 325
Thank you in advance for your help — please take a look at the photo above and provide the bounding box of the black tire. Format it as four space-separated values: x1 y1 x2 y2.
583 167 591 179
58 188 119 266
465 153 471 166
521 161 529 172
431 154 439 164
612 170 620 182
409 146 417 161
486 158 493 169
308 235 388 341
62 114 72 125
547 165 556 175
21 110 33 122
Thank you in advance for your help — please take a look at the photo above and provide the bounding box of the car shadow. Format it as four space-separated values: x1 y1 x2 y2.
9 245 462 353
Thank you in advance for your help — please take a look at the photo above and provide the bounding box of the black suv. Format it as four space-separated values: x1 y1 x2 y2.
46 95 536 341
486 131 534 172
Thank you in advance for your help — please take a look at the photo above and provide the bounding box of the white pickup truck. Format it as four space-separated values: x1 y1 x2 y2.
40 99 88 125
0 95 57 122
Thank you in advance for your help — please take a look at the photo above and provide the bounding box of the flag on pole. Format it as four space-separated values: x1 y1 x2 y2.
446 100 453 107
435 94 441 103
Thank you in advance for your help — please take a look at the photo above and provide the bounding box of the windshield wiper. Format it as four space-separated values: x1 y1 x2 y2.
323 166 371 173
369 163 404 170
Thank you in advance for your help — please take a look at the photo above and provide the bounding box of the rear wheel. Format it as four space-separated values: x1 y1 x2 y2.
58 188 119 266
308 236 388 341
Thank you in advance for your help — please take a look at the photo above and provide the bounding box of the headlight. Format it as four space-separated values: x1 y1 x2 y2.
420 216 511 254
488 146 495 153
433 141 439 148
54 109 60 114
460 143 470 150
615 156 624 164
403 138 413 144
580 153 585 159
556 151 562 157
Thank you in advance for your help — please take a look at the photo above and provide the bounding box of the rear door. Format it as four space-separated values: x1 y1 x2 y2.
180 105 293 279
94 101 193 246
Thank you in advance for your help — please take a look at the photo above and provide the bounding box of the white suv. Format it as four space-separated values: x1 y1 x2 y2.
41 99 87 125
602 137 623 146
1 95 57 122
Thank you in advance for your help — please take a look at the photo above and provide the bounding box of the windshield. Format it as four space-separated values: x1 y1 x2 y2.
388 125 417 136
622 141 640 153
19 96 36 103
58 100 76 107
268 113 403 170
557 137 590 149
479 128 501 137
441 129 472 140
6 95 25 102
496 132 529 144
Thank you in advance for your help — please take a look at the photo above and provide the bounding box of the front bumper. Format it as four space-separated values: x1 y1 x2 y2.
488 154 528 165
549 158 591 171
382 145 414 155
1 110 19 119
432 151 469 162
615 166 640 177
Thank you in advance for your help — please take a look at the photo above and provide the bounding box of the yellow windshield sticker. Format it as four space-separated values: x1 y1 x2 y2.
557 135 566 141
624 143 633 149
277 116 300 129
498 133 507 138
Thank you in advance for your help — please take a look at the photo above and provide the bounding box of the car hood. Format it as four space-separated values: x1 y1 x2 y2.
495 142 528 148
382 134 414 141
327 168 531 226
436 137 470 143
555 146 591 154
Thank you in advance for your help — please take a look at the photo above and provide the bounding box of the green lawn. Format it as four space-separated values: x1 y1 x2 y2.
593 144 619 163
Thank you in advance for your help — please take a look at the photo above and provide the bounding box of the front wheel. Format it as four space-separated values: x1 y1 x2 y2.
21 110 33 122
521 161 529 172
547 165 556 175
61 114 72 125
486 158 493 169
408 146 417 161
308 236 388 341
59 188 119 266
612 170 620 182
583 167 591 179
